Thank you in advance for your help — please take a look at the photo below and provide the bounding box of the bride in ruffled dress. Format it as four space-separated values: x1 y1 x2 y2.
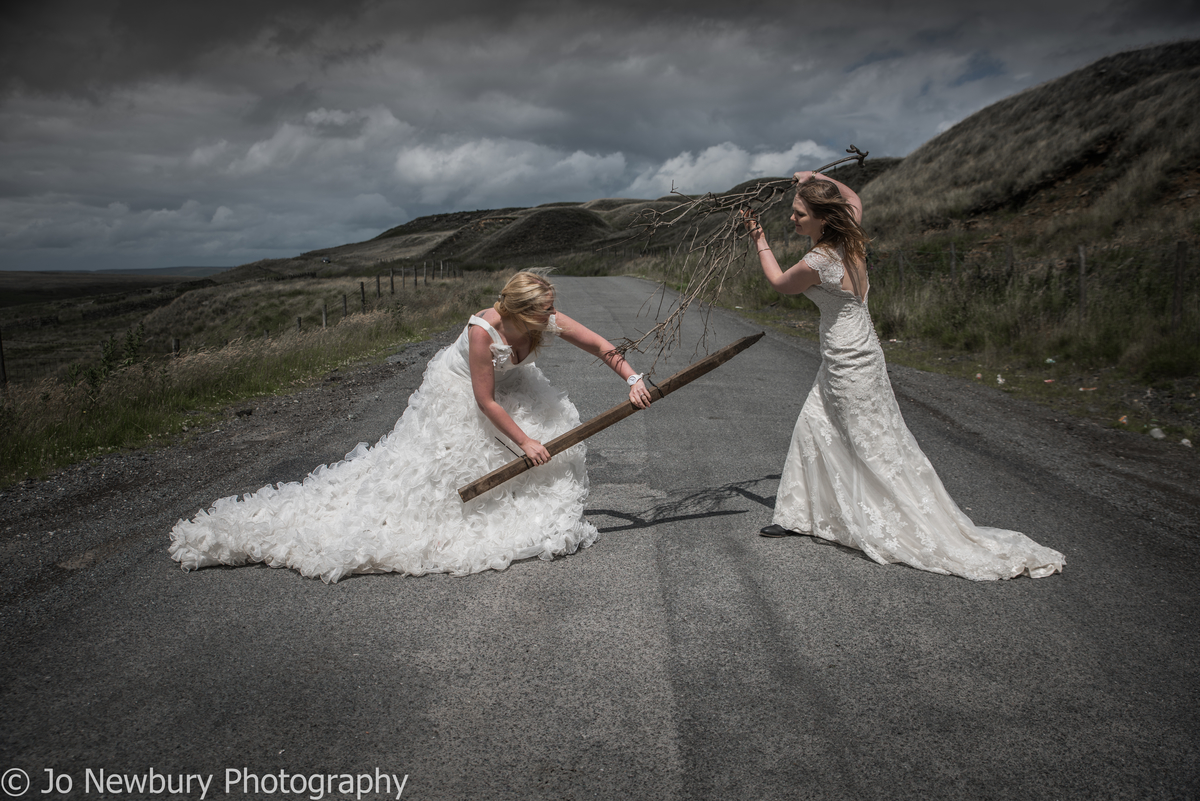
746 173 1064 580
169 271 653 583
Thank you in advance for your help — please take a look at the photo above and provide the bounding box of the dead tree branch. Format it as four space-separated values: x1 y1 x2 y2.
616 145 868 363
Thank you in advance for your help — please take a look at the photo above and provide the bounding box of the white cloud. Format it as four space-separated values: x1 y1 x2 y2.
340 193 408 230
623 141 836 198
750 141 840 177
188 140 230 168
394 137 626 206
228 106 414 176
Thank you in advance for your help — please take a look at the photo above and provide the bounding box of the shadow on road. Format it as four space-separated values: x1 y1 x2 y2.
587 474 779 533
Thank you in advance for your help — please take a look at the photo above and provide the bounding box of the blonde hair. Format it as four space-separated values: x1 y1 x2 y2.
494 271 556 355
797 179 870 300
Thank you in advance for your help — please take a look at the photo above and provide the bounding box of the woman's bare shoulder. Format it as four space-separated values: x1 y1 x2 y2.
472 308 502 326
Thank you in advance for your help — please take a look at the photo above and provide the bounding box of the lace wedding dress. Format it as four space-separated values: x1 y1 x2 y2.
169 315 597 583
772 248 1064 580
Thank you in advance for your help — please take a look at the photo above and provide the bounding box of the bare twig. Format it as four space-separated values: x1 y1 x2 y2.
616 145 868 363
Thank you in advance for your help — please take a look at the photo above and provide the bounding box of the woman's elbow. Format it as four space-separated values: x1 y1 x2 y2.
471 391 494 414
769 277 797 295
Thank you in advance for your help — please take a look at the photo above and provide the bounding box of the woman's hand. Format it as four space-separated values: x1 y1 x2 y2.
521 438 551 466
629 378 652 409
741 209 769 256
741 209 767 243
740 208 763 235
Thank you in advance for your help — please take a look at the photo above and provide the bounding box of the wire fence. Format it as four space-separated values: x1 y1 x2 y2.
0 260 473 386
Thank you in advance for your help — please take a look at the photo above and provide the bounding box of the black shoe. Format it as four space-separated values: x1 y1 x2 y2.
759 524 798 538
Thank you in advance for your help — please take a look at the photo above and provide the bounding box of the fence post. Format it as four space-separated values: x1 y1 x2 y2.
1 327 8 386
1005 244 1014 285
1078 245 1087 326
172 337 180 356
1173 241 1187 331
390 268 395 295
360 281 366 311
376 275 381 298
423 263 428 285
297 316 302 332
343 293 348 319
322 304 327 329
949 242 957 281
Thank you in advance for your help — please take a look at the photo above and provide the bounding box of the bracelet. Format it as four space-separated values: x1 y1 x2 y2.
626 373 643 386
757 247 770 254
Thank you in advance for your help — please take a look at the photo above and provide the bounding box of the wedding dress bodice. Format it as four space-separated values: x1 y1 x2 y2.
444 314 558 382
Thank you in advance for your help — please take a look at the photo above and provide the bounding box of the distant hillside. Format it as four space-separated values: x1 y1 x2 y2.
96 266 231 277
862 39 1200 249
202 147 904 283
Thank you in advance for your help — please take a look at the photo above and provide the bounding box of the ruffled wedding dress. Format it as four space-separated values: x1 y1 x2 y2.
772 249 1064 580
169 315 597 583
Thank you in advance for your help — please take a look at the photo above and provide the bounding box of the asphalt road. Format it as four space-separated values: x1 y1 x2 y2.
2 275 1198 800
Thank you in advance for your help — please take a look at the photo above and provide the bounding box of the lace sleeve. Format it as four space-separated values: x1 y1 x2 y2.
805 247 845 287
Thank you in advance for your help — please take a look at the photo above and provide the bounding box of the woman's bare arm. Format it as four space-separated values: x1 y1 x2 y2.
745 213 821 296
555 311 651 408
467 323 551 464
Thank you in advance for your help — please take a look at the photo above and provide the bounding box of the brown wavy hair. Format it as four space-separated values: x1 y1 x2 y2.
494 271 556 355
797 178 869 299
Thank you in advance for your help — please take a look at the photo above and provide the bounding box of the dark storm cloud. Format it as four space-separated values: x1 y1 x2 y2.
1107 0 1200 27
244 83 321 126
951 51 1006 86
0 0 371 95
2 0 1199 271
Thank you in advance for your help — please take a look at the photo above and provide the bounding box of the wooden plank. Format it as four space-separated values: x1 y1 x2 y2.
458 331 764 502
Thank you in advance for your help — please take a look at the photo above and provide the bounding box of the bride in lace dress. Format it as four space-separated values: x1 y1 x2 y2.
746 173 1064 580
169 271 653 583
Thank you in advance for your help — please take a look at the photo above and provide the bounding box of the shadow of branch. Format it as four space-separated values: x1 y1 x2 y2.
586 474 780 533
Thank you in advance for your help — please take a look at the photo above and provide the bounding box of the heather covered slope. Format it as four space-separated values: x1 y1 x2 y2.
862 39 1200 249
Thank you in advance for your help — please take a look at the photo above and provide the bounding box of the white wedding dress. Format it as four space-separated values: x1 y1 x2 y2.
169 315 597 583
772 248 1064 580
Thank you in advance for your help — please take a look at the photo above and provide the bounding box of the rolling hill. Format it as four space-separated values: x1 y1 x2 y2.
861 39 1200 251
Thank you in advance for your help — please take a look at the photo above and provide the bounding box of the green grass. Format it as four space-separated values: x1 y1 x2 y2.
0 270 512 484
867 242 1199 380
623 239 1199 445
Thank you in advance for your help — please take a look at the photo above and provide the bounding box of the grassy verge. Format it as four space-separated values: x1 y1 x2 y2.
622 245 1198 447
1 271 512 485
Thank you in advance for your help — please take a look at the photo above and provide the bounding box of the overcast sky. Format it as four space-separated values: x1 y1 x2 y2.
2 0 1198 272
